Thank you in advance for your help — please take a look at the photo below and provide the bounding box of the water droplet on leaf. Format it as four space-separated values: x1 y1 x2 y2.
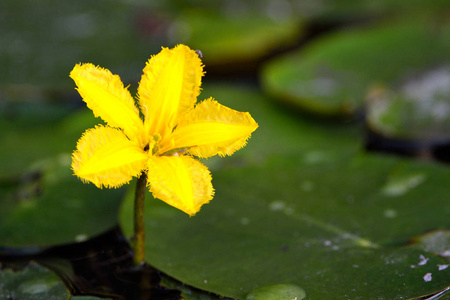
18 278 58 294
383 209 397 218
423 272 432 282
418 254 429 266
300 180 314 192
75 234 88 242
246 284 306 300
240 217 250 225
269 201 286 211
381 173 426 196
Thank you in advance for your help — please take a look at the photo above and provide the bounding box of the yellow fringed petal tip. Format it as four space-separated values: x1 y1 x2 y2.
70 44 257 215
162 98 259 158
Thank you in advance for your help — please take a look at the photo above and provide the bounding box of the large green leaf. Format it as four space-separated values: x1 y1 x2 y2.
119 85 450 299
262 16 450 117
120 154 450 299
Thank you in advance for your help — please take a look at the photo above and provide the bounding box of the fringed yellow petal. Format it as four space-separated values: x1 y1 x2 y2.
70 63 145 146
72 126 148 188
138 44 204 138
162 98 258 158
147 156 214 216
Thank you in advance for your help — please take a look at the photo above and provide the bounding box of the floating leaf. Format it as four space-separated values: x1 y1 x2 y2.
262 17 450 117
366 66 450 141
0 263 107 300
411 230 450 263
120 154 450 299
171 9 303 67
119 85 450 299
0 263 69 300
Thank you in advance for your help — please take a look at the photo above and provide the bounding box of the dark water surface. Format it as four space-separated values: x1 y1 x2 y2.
0 227 184 300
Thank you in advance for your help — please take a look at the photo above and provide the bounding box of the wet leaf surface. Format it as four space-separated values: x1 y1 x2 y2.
366 66 450 141
411 230 450 264
120 85 450 299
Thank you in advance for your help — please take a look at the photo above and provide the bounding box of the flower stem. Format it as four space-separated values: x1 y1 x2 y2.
133 171 147 266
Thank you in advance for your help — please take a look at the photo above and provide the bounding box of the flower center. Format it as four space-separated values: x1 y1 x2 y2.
145 134 162 155
162 147 188 157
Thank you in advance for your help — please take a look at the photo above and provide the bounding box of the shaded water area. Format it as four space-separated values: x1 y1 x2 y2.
1 227 183 299
365 128 450 164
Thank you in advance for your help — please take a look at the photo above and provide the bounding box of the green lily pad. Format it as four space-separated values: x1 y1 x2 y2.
0 263 69 299
262 17 450 117
0 263 107 299
119 85 450 299
171 9 303 67
366 65 450 141
119 154 450 299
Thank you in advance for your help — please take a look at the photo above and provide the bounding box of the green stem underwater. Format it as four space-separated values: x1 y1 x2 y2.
133 171 147 266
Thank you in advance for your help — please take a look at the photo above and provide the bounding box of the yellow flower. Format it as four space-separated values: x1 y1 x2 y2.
70 45 258 216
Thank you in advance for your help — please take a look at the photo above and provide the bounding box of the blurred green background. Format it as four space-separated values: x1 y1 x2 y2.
1 1 450 299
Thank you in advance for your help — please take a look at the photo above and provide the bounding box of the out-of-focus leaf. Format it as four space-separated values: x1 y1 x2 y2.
262 17 450 117
171 9 303 67
411 230 450 264
0 263 69 300
0 0 167 89
0 263 108 300
366 66 450 141
0 148 124 247
0 105 104 176
0 104 122 246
